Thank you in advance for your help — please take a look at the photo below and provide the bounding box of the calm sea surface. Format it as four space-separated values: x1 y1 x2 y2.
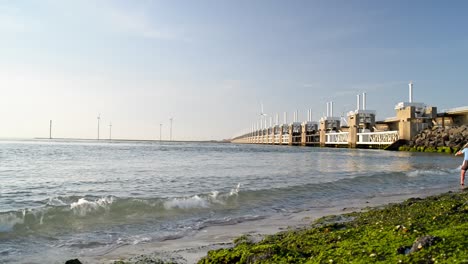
0 139 462 263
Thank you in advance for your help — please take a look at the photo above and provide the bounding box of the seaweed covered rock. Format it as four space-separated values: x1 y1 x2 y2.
409 235 441 253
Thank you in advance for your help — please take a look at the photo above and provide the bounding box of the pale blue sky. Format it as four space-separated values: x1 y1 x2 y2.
1 0 467 140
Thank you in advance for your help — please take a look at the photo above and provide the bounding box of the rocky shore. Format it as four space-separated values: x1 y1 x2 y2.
399 125 468 153
199 191 468 263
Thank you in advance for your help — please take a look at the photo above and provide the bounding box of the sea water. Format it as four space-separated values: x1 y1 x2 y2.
0 139 462 263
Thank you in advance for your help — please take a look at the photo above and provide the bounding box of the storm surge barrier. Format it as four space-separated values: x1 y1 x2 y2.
232 83 468 149
233 129 399 148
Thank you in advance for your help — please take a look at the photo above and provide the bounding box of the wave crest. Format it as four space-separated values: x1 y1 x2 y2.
0 184 243 236
70 197 114 216
163 195 209 210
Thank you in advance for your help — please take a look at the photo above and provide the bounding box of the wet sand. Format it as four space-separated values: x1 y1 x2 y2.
79 187 455 264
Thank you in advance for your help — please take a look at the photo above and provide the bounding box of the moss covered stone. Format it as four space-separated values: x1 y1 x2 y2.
198 191 468 263
398 146 460 154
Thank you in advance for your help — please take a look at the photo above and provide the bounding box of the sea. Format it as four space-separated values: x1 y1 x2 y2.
0 139 462 263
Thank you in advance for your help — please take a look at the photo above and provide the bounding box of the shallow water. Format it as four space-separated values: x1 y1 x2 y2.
0 139 461 263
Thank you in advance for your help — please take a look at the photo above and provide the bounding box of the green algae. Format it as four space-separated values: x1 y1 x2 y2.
198 191 468 264
398 146 459 154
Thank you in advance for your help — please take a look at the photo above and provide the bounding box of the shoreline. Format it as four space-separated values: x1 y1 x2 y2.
77 186 459 264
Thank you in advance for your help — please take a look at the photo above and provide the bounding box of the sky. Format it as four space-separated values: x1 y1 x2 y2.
1 0 467 141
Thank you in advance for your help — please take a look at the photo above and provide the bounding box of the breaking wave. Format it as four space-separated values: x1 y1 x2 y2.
0 184 243 238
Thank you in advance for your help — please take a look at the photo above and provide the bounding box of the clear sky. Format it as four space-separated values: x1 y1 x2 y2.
1 0 467 140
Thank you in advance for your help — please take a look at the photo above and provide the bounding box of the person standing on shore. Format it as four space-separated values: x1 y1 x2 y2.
455 143 468 186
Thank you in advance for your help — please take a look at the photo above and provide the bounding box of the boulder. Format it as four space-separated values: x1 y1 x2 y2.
409 235 440 253
65 260 82 264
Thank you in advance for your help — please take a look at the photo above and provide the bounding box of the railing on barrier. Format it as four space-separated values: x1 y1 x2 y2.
292 135 301 143
306 134 320 143
357 131 399 144
244 130 398 145
274 134 280 144
325 132 349 144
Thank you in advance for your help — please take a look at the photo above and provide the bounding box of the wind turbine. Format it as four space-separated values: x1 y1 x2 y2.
169 117 173 141
97 113 101 140
259 102 268 130
159 123 163 141
259 102 267 117
109 122 112 140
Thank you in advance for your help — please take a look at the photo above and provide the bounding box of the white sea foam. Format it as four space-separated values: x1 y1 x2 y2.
164 184 241 210
163 195 209 210
70 197 114 216
46 197 67 207
230 183 241 196
131 235 152 245
209 191 219 199
405 169 449 178
208 191 227 205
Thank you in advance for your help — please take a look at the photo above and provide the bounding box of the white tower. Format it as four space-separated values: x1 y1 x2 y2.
409 81 413 103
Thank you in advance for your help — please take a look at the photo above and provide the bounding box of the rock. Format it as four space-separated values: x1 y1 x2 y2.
415 138 424 146
396 246 410 255
442 133 449 141
404 125 468 152
409 235 440 253
65 260 82 264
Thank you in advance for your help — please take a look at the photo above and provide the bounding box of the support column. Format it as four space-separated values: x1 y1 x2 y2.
396 106 413 141
347 113 358 148
279 125 284 145
288 124 293 145
348 125 358 148
319 120 326 147
301 123 307 146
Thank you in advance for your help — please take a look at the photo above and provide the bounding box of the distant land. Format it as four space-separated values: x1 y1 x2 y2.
31 137 231 143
